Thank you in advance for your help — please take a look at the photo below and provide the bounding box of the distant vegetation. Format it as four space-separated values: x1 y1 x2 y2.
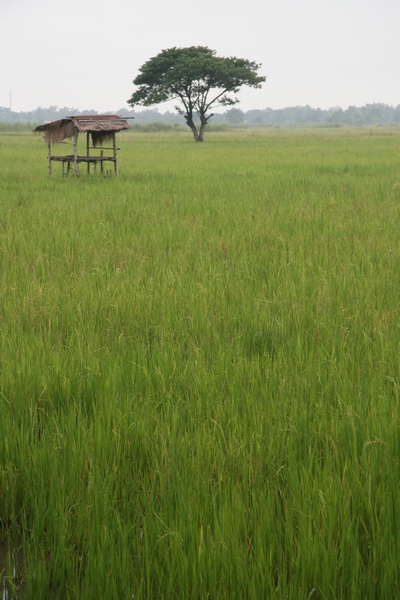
1 102 400 130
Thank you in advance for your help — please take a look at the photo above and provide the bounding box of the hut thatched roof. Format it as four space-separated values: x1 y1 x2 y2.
34 115 130 145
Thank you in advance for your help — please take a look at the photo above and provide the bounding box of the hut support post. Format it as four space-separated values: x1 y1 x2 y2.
47 143 52 175
113 133 118 175
86 132 90 174
73 129 79 176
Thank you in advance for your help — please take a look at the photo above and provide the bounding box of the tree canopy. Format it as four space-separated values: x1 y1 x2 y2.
127 46 266 141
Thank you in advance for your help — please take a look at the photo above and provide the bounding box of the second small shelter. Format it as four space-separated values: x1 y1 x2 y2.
34 115 130 175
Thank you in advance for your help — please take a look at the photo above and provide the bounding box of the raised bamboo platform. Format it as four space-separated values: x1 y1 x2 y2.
34 115 131 175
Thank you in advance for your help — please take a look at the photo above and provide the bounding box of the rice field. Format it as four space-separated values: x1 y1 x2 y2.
1 127 400 598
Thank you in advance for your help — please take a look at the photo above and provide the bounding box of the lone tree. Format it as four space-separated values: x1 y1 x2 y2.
127 46 266 142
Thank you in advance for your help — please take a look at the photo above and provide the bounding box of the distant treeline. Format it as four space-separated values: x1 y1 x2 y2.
1 103 400 129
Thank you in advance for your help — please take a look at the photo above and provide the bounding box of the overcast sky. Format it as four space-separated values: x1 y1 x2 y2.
1 0 399 113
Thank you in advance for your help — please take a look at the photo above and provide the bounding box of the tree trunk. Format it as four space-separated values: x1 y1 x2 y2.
185 111 214 142
198 120 206 142
190 123 202 142
185 113 201 142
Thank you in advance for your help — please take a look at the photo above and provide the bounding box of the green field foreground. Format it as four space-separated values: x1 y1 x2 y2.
1 128 400 598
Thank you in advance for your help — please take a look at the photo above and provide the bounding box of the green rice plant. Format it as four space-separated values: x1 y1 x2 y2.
0 127 400 598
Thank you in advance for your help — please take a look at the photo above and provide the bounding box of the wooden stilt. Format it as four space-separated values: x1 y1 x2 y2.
86 132 90 174
73 129 79 175
47 143 52 175
113 133 118 174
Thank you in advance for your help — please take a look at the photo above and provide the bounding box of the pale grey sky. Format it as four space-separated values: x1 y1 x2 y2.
1 0 399 113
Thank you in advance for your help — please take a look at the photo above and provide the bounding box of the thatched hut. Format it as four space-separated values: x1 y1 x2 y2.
34 115 130 175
